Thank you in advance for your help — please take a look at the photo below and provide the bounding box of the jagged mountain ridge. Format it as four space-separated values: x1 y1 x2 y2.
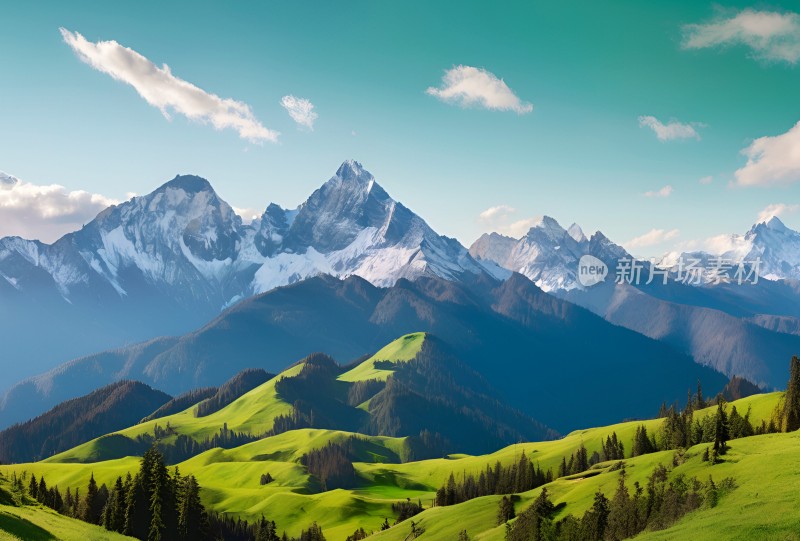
0 161 484 384
470 216 800 389
659 216 800 281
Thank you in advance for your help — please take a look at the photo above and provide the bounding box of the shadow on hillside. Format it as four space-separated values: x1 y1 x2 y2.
0 510 57 540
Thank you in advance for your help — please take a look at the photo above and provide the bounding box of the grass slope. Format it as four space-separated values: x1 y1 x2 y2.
45 364 304 463
338 333 426 383
0 474 133 541
0 393 784 540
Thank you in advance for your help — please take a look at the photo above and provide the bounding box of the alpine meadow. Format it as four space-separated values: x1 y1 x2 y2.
3 2 800 540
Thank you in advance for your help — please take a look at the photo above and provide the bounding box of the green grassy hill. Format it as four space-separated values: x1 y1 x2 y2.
0 392 788 540
0 474 134 541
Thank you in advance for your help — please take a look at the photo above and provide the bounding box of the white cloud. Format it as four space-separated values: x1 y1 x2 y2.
735 120 800 186
281 95 318 130
477 205 537 237
60 28 278 143
643 185 674 198
625 228 680 250
479 204 516 222
682 9 800 64
638 116 701 141
0 171 118 243
233 206 261 224
426 65 533 114
500 218 539 238
757 203 800 223
699 175 713 185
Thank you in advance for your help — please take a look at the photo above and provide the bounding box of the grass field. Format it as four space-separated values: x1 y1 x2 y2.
338 333 426 382
0 474 134 541
0 391 788 540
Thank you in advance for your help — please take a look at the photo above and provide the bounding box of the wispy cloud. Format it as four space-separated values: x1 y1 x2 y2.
281 95 318 130
501 218 539 238
625 228 680 250
60 28 278 143
757 203 800 223
427 65 533 114
638 116 702 141
699 175 714 185
477 205 538 237
643 185 674 198
735 120 800 186
682 9 800 64
479 204 516 222
0 171 118 243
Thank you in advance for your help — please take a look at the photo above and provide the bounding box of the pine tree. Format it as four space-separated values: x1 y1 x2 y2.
28 475 38 498
496 495 515 524
696 380 706 409
83 473 102 524
531 487 554 518
784 356 800 432
713 402 730 455
37 476 47 504
606 469 638 540
177 475 208 541
582 490 609 541
705 476 718 508
124 473 150 539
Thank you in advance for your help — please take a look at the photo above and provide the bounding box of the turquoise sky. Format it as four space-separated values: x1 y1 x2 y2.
1 0 799 255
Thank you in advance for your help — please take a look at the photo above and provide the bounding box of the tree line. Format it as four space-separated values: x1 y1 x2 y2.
8 447 327 541
503 466 736 541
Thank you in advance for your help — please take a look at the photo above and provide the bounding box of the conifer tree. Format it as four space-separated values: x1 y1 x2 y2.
177 475 209 541
496 495 515 524
83 473 102 524
784 356 800 432
28 475 38 498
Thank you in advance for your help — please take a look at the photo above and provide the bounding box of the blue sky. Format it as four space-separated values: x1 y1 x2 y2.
1 0 799 255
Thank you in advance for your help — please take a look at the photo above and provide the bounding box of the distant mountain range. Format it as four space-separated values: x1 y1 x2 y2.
2 160 799 433
0 161 484 385
470 216 800 390
0 273 725 432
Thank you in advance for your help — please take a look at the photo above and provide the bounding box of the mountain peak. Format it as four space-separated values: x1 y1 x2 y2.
160 174 214 194
0 171 19 188
524 216 567 239
336 160 372 182
764 215 788 232
567 223 587 243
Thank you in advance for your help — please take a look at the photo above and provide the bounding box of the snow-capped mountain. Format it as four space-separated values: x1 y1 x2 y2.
660 216 800 282
469 215 800 390
244 160 484 291
469 216 628 292
0 161 485 384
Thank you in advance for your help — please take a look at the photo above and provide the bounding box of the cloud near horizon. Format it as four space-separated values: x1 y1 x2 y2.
757 203 800 223
60 28 278 143
477 205 539 238
682 9 800 64
0 172 118 243
638 116 701 141
625 228 680 250
479 204 516 222
427 65 533 114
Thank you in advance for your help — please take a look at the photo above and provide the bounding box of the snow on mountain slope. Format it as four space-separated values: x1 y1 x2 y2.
659 216 800 282
469 216 627 292
0 161 486 382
